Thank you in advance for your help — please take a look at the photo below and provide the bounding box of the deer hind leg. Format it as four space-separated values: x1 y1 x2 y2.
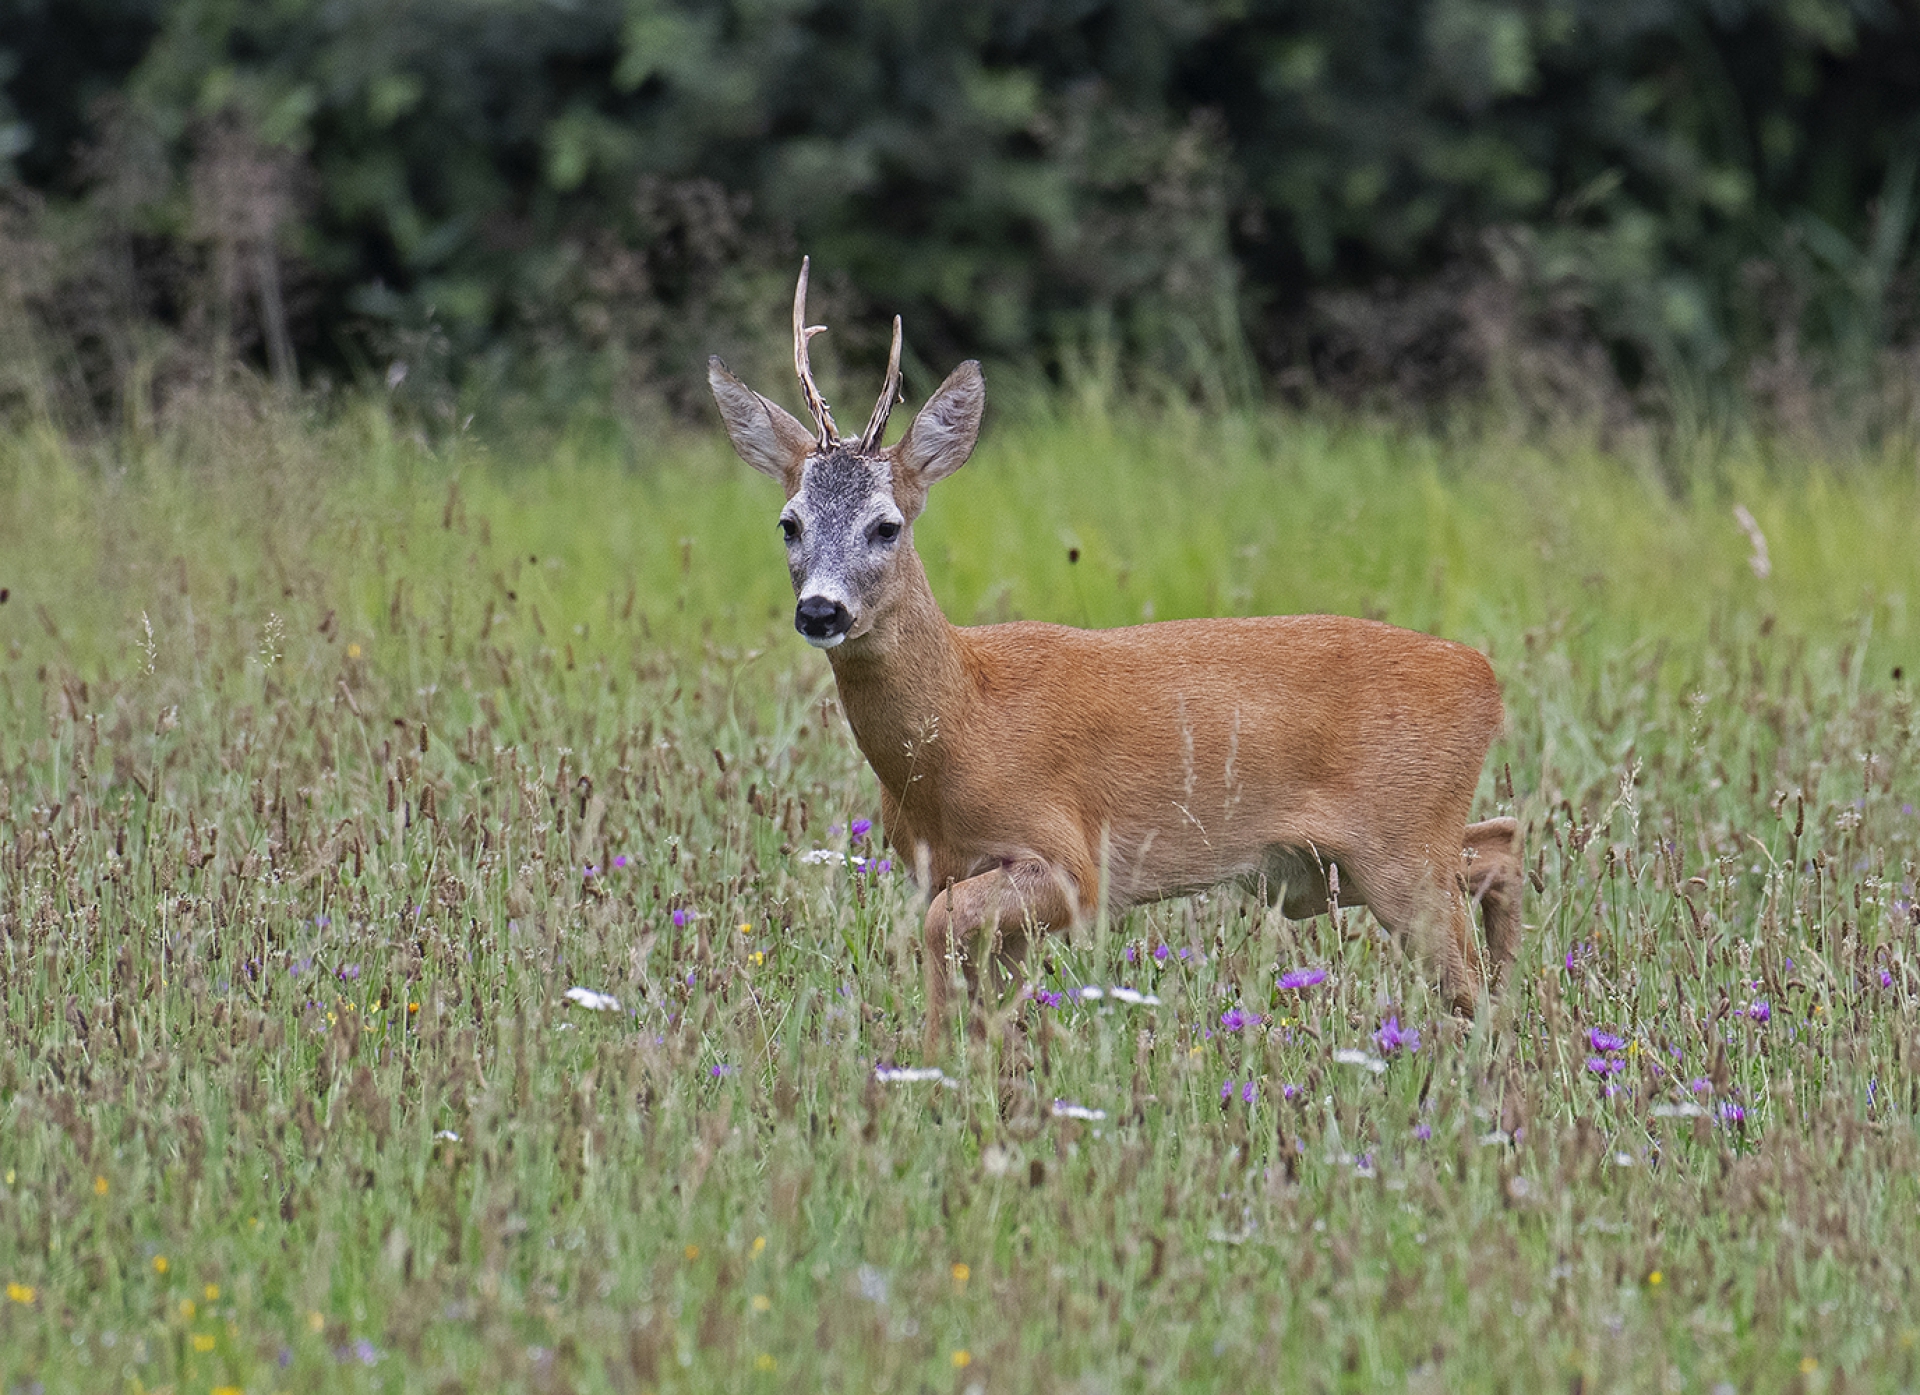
1463 817 1525 995
922 859 1082 1053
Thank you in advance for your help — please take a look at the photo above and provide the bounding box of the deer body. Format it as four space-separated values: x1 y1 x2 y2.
711 262 1523 1041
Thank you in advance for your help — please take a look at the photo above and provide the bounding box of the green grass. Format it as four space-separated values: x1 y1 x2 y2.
1 398 1918 1392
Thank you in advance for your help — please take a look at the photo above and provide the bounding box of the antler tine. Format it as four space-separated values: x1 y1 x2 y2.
792 256 839 447
860 315 904 451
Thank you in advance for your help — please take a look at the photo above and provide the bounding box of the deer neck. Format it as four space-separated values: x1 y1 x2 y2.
826 546 967 801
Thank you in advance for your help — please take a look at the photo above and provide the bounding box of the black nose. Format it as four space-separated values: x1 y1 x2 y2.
795 596 853 641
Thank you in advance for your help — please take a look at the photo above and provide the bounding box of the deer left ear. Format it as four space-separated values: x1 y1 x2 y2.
709 357 814 488
894 361 983 485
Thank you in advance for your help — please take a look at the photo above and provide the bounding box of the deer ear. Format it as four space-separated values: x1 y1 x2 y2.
709 357 813 486
894 361 983 485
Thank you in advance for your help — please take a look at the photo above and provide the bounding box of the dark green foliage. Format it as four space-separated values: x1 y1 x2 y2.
3 0 1918 417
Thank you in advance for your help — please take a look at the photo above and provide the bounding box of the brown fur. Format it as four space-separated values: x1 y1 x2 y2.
827 552 1520 1039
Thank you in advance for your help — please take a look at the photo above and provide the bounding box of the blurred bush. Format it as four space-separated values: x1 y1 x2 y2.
2 0 1918 434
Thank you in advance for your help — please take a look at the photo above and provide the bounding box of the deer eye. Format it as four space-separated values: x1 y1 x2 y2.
871 519 901 544
779 517 801 542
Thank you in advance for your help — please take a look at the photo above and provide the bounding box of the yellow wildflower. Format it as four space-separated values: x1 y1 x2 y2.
307 1310 325 1333
754 1353 776 1372
4 1282 33 1305
93 1175 109 1196
180 1299 197 1319
347 643 362 659
751 1294 771 1312
1800 1358 1819 1375
153 1255 169 1275
213 1386 244 1395
205 1284 220 1301
1646 1271 1662 1287
952 1350 972 1368
752 1235 766 1255
191 1332 216 1352
951 1262 971 1289
684 1244 700 1261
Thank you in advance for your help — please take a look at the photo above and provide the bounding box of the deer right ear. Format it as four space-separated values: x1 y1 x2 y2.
894 361 984 485
709 357 814 487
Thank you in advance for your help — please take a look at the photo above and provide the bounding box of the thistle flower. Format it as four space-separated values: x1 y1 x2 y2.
1277 967 1326 990
850 818 872 840
1747 1000 1771 1023
1588 1028 1626 1053
1219 1007 1251 1032
1373 1016 1419 1054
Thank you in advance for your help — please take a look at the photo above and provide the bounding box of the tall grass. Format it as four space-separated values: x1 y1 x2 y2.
0 398 1917 1391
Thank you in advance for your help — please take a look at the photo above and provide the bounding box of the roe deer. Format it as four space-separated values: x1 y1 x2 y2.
710 260 1524 1045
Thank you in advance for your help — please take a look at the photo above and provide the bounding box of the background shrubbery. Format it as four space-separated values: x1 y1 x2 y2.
4 0 1920 434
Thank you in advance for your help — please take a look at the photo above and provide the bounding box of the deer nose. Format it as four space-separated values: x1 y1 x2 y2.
795 595 853 644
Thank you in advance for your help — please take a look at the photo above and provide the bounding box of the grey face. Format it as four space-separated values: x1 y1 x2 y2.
778 447 906 648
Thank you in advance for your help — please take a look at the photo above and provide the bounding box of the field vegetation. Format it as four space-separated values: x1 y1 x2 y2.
1 395 1919 1391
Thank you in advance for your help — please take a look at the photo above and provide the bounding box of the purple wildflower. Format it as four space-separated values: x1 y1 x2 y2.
1278 967 1327 990
290 957 312 977
672 908 690 928
1125 945 1137 963
1718 1101 1745 1124
1882 968 1895 988
851 818 872 840
709 1063 736 1078
1241 1080 1257 1105
1153 944 1171 962
1690 1077 1712 1094
1585 1056 1626 1076
1219 1007 1251 1032
1747 1000 1771 1023
582 864 597 879
1588 1028 1626 1053
1221 1078 1235 1102
1413 1122 1433 1141
1037 989 1064 1008
1373 1016 1419 1054
337 963 360 981
1281 1083 1301 1101
613 854 630 869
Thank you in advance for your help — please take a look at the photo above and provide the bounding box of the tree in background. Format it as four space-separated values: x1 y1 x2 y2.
2 0 1917 435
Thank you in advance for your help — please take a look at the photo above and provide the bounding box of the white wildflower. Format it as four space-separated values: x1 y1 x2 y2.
1106 986 1161 1005
563 986 622 1012
1050 1100 1106 1121
799 848 845 866
1332 1048 1387 1075
874 1066 947 1084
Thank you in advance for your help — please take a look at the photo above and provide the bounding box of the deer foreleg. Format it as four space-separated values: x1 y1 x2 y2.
923 859 1082 1049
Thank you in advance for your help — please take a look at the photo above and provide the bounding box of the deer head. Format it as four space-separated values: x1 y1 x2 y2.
709 259 985 649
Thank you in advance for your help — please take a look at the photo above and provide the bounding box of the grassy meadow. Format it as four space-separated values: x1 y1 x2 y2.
1 395 1919 1393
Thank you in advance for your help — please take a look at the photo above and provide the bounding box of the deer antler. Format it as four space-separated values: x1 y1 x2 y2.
860 315 904 451
793 257 839 448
